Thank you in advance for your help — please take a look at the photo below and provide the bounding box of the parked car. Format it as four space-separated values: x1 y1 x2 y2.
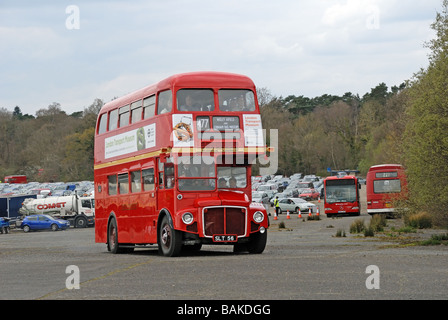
299 188 320 201
270 191 293 206
20 214 70 232
29 188 52 198
277 198 317 214
252 192 269 204
0 217 10 234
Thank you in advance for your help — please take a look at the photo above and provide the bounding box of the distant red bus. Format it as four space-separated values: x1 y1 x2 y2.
4 175 27 184
94 72 269 256
366 164 407 215
324 176 360 217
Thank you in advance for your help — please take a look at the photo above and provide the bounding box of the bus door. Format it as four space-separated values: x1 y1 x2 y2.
157 157 175 218
130 166 157 243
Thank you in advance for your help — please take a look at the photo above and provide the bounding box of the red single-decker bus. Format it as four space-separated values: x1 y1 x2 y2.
4 175 27 184
366 164 407 215
324 175 361 217
94 72 269 256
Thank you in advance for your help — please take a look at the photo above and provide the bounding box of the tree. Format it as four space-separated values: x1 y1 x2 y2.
403 0 448 226
63 127 95 181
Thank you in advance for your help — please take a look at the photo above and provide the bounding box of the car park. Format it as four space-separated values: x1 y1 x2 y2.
0 181 94 198
20 214 70 232
277 197 317 214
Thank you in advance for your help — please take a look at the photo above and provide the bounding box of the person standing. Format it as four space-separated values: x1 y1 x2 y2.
274 196 281 216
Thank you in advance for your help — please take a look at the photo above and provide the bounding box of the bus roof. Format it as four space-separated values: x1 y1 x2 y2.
100 71 256 114
368 164 404 171
325 175 357 181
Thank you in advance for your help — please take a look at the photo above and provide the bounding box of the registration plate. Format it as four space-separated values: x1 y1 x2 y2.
213 235 237 242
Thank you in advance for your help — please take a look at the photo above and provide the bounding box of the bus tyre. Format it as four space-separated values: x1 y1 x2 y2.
158 216 182 257
247 230 267 254
107 217 122 254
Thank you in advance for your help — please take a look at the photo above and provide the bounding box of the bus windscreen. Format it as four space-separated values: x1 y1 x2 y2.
325 179 357 203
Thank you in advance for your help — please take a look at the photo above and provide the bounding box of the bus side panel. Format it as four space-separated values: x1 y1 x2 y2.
128 192 157 244
94 171 108 244
95 216 107 243
366 171 385 213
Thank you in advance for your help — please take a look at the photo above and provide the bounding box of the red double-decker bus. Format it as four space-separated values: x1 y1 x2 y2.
324 175 361 217
94 72 269 256
366 164 407 215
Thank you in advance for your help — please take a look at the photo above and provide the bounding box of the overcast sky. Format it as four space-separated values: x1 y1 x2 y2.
0 0 442 115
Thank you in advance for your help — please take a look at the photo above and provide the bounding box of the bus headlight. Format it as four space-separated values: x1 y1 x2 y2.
182 212 194 225
253 211 264 223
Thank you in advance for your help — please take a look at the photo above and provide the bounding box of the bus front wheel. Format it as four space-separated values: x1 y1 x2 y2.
247 230 267 254
158 215 182 257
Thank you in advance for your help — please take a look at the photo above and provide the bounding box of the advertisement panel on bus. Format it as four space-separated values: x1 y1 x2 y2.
366 164 407 215
324 176 360 217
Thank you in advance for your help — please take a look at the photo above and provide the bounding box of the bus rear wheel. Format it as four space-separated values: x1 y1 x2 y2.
158 216 182 257
107 217 128 253
106 217 135 254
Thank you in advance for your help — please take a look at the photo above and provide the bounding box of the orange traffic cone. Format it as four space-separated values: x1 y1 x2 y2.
286 210 291 219
308 208 312 217
274 211 278 220
316 207 320 216
298 210 302 219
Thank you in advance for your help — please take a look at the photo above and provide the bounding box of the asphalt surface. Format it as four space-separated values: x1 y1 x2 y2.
1 204 447 301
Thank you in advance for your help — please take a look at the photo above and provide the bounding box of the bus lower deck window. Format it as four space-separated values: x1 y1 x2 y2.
108 175 117 195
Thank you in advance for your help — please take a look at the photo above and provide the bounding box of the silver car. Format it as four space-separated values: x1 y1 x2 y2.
277 198 317 214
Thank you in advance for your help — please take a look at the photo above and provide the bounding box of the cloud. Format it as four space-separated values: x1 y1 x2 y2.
0 0 443 114
0 26 69 60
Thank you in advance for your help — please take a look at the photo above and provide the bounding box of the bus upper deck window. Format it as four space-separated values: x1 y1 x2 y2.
108 109 118 131
143 95 155 119
119 105 130 128
131 100 142 124
218 89 255 112
98 113 107 134
157 90 172 114
177 89 215 112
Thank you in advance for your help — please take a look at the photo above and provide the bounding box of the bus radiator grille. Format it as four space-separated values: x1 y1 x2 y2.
203 207 246 237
